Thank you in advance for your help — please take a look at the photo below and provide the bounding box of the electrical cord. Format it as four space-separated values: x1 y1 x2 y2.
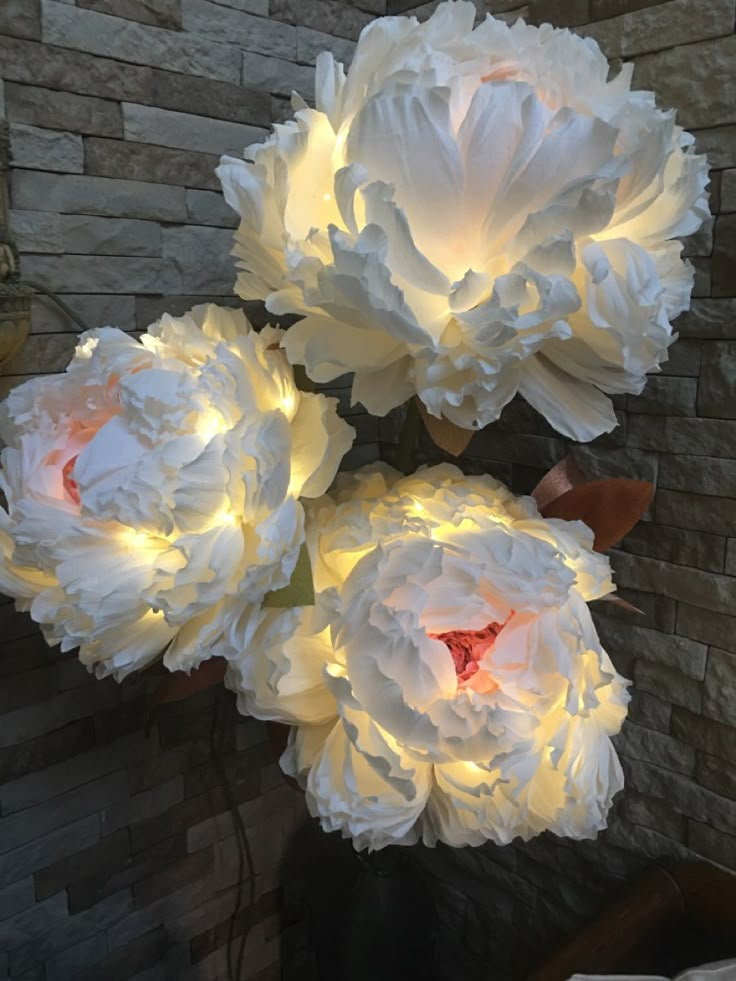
210 687 257 981
24 280 92 332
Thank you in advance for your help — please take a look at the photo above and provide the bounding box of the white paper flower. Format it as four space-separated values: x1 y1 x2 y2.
218 0 709 442
0 305 354 679
226 464 629 850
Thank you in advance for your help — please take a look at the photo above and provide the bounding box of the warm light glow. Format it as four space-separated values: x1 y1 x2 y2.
197 410 227 442
118 528 163 551
281 390 296 417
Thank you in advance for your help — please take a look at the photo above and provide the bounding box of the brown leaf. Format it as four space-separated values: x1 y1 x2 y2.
603 594 646 616
531 456 587 511
540 478 654 552
417 399 474 457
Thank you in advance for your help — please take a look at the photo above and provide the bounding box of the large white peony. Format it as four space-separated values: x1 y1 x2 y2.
0 305 354 679
219 0 709 442
226 464 630 850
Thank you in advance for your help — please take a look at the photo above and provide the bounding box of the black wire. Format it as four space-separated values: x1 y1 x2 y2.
24 280 92 332
210 687 257 981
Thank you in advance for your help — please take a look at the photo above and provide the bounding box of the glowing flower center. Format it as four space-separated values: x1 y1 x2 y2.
62 455 81 506
430 614 513 689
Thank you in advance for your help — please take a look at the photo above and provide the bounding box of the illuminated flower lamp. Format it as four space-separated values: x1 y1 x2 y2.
0 304 354 680
227 463 652 850
219 0 709 450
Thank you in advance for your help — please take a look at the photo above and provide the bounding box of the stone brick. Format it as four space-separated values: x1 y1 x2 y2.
78 0 182 28
659 453 736 498
152 69 270 126
590 0 664 17
0 894 67 960
604 816 695 866
0 665 61 716
727 538 736 576
296 26 356 65
59 215 161 258
722 169 736 213
676 300 736 340
9 124 83 174
0 0 41 39
122 103 267 156
135 295 258 331
620 791 687 841
623 521 726 572
101 776 184 836
612 549 736 617
1 731 150 813
690 257 711 298
633 35 736 130
703 647 736 727
42 0 241 82
206 0 268 10
627 376 697 416
130 791 224 853
594 587 677 632
8 889 133 975
627 689 672 732
0 35 154 103
660 338 702 377
677 603 736 653
181 0 297 56
12 170 188 222
241 51 315 97
696 752 736 799
10 210 64 253
682 215 715 258
580 0 735 59
655 489 736 538
689 821 736 868
713 215 736 297
597 620 707 679
185 189 238 227
162 226 236 295
694 125 736 170
622 757 736 834
107 875 217 949
0 772 128 856
45 933 108 981
5 83 122 137
615 721 696 774
271 0 372 39
133 847 214 907
0 877 35 921
672 707 736 762
627 415 736 457
0 718 94 785
0 814 99 890
89 926 168 981
698 342 736 418
31 293 136 333
634 660 702 712
85 137 220 192
35 829 130 902
528 0 590 26
467 431 566 470
22 254 175 296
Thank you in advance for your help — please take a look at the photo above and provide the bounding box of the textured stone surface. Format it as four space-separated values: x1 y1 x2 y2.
9 123 83 173
528 0 590 26
12 170 188 222
694 125 736 169
296 26 356 65
60 215 162 257
122 102 267 155
713 215 736 297
659 453 736 496
677 603 736 653
596 619 707 679
0 0 42 40
180 0 297 56
42 0 242 82
655 489 736 537
703 648 736 726
10 210 64 253
22 254 176 295
590 0 662 17
30 294 137 333
6 82 122 137
152 68 270 126
626 376 697 416
676 299 736 339
727 538 736 576
580 0 735 59
77 0 183 29
85 137 221 191
633 34 736 130
241 51 315 97
612 549 736 616
162 226 236 294
271 0 373 39
185 189 238 227
627 415 736 456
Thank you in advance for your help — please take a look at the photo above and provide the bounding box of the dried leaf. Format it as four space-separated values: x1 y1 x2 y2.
263 542 315 608
540 478 654 552
417 399 474 457
603 594 646 616
531 456 587 511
